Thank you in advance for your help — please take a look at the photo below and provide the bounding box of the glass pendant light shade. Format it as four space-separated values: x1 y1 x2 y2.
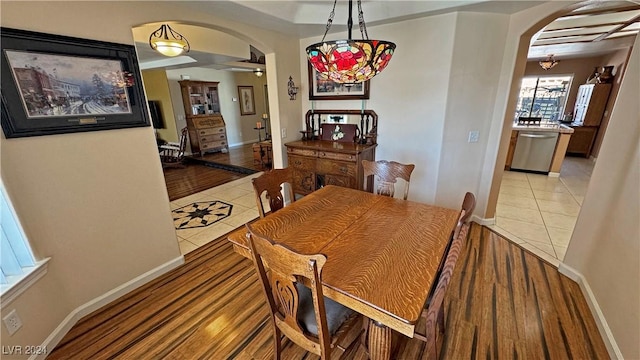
306 0 395 84
149 24 190 57
306 39 395 83
539 54 558 70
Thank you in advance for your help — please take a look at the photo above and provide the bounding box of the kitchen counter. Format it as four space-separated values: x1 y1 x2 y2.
507 123 574 175
512 123 574 134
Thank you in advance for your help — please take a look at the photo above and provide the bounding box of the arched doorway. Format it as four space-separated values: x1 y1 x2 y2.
487 1 638 263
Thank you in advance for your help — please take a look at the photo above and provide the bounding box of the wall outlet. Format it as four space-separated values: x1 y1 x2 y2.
468 130 479 143
281 128 287 139
3 309 22 336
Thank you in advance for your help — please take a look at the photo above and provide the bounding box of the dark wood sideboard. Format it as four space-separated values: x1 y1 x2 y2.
286 140 376 196
285 109 378 196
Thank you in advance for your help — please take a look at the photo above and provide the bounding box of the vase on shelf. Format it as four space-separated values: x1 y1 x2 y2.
586 67 599 84
597 66 614 83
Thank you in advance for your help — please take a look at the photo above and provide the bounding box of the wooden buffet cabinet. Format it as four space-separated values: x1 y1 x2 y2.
179 80 229 156
286 141 376 195
285 109 378 196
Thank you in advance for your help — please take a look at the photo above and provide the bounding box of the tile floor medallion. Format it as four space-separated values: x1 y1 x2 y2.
172 201 233 229
489 157 594 265
170 173 266 255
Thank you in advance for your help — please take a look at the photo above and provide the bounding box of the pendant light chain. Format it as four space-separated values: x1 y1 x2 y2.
357 0 369 40
321 0 339 42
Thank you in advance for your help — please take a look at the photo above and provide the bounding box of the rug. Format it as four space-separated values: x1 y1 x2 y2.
172 200 233 229
186 157 258 175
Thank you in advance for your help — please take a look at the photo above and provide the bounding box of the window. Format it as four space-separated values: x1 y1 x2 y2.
515 75 572 122
1 182 48 305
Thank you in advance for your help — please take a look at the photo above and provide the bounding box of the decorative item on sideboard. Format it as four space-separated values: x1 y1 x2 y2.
597 66 614 83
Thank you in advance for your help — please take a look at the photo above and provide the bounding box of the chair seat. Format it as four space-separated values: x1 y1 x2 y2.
296 283 354 337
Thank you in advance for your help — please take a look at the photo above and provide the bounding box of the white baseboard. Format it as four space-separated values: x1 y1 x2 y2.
548 171 560 177
472 216 495 226
558 263 623 360
32 256 184 360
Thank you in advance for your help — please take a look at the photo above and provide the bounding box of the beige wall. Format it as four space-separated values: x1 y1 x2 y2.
0 0 300 353
142 69 179 142
564 34 640 359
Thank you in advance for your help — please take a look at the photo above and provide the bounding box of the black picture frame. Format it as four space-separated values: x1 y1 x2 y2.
307 62 370 100
1 27 150 138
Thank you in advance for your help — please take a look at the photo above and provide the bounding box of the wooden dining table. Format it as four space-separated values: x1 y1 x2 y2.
227 185 459 360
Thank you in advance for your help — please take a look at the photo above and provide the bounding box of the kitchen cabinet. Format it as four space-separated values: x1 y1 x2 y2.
179 80 228 156
573 83 611 126
566 126 598 157
505 130 518 170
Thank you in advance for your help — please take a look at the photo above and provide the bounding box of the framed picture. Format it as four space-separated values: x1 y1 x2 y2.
238 86 256 115
1 27 149 138
307 62 370 100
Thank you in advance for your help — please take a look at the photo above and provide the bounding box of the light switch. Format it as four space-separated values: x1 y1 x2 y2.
468 130 479 143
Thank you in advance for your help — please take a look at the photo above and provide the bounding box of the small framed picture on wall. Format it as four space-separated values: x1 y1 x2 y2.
238 86 256 115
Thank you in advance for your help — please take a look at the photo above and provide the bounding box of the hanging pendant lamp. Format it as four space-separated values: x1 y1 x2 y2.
539 54 558 70
306 0 396 84
149 24 190 57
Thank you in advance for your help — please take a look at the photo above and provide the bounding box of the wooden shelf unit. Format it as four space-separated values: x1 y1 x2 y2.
179 80 228 156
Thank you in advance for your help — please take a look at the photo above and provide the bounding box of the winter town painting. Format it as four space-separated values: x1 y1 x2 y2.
5 50 132 119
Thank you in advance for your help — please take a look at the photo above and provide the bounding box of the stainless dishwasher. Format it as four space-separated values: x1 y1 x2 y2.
511 131 559 173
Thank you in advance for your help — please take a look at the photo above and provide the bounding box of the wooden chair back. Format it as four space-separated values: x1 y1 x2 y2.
454 192 476 240
159 127 188 168
425 191 476 305
361 160 415 200
415 223 467 359
251 167 295 218
246 224 333 357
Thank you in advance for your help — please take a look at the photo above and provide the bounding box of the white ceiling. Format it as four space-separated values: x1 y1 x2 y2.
529 1 640 60
135 0 639 69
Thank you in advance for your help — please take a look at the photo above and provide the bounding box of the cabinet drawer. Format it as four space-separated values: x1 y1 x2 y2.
287 147 317 157
318 151 356 162
317 159 356 177
194 116 224 129
289 155 315 171
199 133 226 143
197 127 225 136
201 140 227 150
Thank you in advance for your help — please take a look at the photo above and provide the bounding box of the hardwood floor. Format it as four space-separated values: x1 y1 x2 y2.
163 144 269 201
48 224 609 359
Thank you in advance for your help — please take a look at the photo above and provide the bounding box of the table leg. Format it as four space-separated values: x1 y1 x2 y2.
367 319 392 360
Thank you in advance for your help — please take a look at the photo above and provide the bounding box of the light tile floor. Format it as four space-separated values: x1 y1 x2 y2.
170 173 265 255
489 157 594 265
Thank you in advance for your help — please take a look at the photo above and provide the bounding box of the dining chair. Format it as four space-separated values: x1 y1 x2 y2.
246 224 362 359
159 127 188 168
413 224 466 360
454 192 476 241
361 160 415 200
424 191 476 306
251 167 295 218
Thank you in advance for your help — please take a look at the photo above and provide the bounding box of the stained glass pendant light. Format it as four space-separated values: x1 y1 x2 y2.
306 0 396 84
149 24 190 57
